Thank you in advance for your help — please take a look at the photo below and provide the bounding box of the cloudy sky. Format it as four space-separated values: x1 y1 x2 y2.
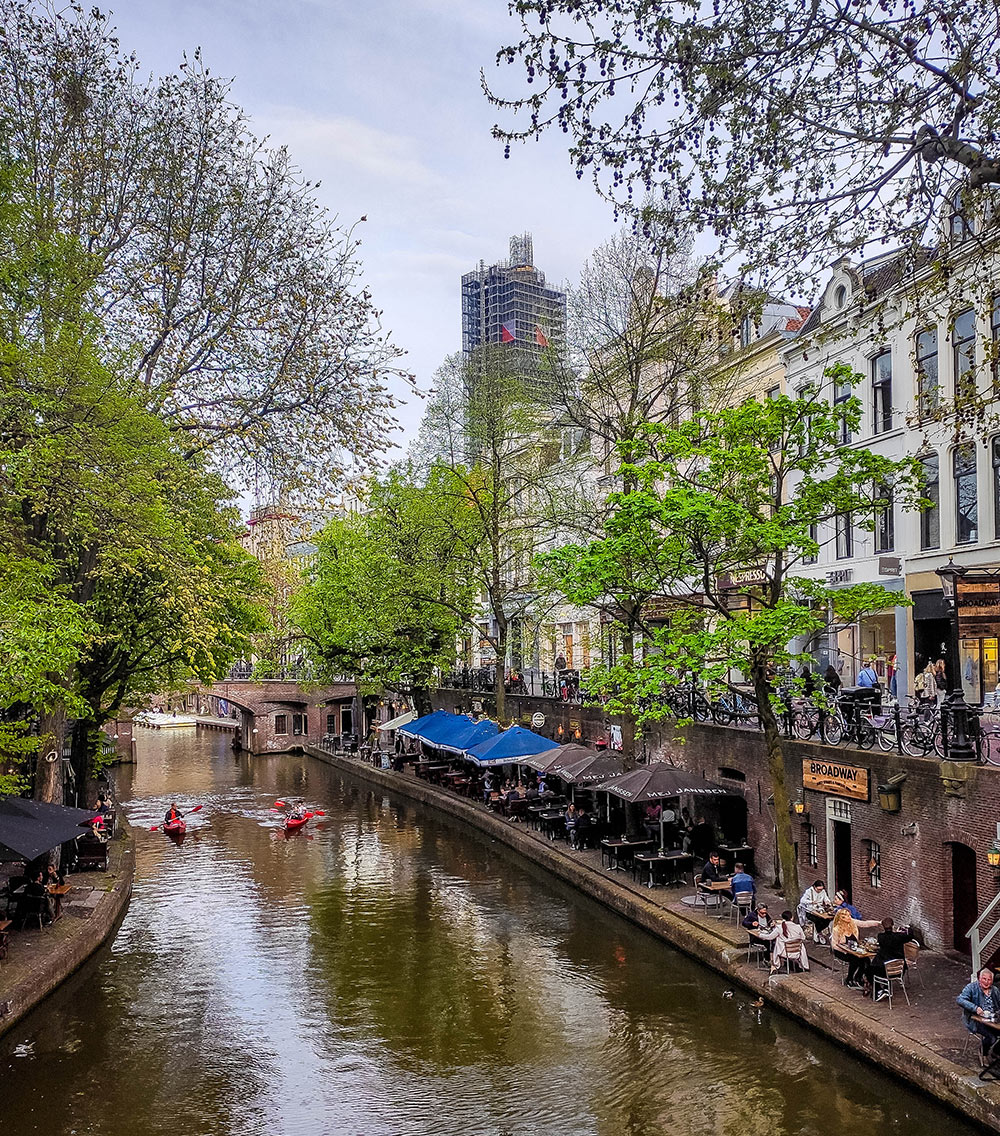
106 0 621 448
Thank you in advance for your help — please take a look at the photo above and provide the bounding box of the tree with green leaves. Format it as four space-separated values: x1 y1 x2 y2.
488 0 1000 287
542 367 921 895
293 468 478 714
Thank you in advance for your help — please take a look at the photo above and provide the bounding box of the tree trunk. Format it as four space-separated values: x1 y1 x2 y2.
34 705 66 805
751 658 800 900
69 717 96 807
620 625 637 772
495 623 508 724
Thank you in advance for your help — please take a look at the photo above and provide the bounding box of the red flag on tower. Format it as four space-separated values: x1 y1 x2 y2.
535 325 549 347
501 321 516 343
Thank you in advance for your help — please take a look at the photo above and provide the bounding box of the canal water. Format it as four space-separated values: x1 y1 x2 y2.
0 731 981 1136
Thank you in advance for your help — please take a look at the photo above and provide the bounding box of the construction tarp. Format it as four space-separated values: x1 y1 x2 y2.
466 726 559 767
0 796 98 862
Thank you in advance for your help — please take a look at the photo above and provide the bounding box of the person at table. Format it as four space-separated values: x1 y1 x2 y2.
643 802 662 840
867 917 909 996
574 807 592 850
797 879 830 927
959 968 1000 1060
830 908 881 988
564 802 579 843
700 851 725 884
524 781 539 802
761 909 809 973
44 864 66 889
16 869 50 925
832 890 864 919
729 862 756 902
163 802 184 826
742 903 775 944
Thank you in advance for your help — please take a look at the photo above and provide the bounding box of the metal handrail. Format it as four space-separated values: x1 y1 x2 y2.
968 889 1000 980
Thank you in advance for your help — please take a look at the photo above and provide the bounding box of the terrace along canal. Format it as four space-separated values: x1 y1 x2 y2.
0 730 981 1136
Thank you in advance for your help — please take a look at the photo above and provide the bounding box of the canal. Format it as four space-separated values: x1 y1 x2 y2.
0 730 982 1136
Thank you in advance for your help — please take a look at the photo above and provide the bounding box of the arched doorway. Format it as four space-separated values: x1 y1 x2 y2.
949 841 979 954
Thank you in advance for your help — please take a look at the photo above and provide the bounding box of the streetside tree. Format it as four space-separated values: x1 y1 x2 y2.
417 348 568 723
543 369 922 897
292 468 479 716
0 3 405 497
487 0 1000 287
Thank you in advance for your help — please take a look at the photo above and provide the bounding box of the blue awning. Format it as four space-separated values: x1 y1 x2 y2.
415 713 477 746
397 709 456 740
436 718 498 754
466 726 559 767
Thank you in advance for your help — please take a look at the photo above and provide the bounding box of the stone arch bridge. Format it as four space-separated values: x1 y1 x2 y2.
193 679 358 754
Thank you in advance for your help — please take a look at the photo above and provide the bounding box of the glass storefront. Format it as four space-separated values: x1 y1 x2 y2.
959 636 998 705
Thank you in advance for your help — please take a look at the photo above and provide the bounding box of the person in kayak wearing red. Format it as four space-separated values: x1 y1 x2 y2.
289 802 307 821
163 803 184 825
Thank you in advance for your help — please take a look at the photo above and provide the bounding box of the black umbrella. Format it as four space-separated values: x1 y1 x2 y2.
0 796 98 862
592 763 730 802
521 742 591 774
550 752 624 785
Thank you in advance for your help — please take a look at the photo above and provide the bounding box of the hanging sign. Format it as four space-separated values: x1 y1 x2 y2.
802 758 869 801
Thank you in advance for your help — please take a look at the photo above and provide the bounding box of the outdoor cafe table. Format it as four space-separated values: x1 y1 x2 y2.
633 850 694 888
538 810 566 840
718 844 754 871
807 905 835 942
424 764 451 783
974 1014 1000 1080
47 883 71 921
601 837 655 871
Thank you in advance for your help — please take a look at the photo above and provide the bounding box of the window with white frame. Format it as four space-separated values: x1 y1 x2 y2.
992 438 1000 540
806 823 818 868
874 485 894 553
833 374 852 444
919 453 940 550
871 350 892 434
953 309 977 398
992 295 1000 390
804 522 818 566
916 328 938 416
835 512 853 559
866 840 882 888
954 442 978 544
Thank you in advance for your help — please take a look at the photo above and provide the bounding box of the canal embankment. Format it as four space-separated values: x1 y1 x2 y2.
0 815 134 1040
308 744 1000 1134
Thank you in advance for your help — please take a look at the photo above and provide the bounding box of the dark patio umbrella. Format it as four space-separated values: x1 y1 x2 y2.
592 763 729 802
551 752 624 785
0 796 98 862
522 742 592 774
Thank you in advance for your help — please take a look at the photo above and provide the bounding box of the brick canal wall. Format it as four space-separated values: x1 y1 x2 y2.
429 687 1000 959
0 818 134 1040
309 745 1000 1133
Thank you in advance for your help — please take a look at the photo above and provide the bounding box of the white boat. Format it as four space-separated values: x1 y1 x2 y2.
140 712 198 729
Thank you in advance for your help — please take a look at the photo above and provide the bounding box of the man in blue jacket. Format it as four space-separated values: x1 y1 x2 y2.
958 968 1000 1060
730 862 756 902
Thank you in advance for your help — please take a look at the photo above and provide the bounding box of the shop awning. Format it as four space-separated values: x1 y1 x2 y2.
377 710 416 731
592 763 730 802
436 718 499 754
0 796 98 862
397 709 455 739
466 727 559 767
551 752 625 785
522 742 592 773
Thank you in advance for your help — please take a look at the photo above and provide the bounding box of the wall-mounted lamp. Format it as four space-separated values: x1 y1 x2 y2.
877 773 907 814
792 793 807 816
987 841 1000 871
574 728 582 740
557 724 564 736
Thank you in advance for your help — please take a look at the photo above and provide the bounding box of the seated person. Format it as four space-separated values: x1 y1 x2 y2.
832 889 863 919
759 910 810 973
742 903 775 944
44 864 66 889
729 862 756 902
830 908 882 988
958 968 1000 1060
524 783 540 801
163 802 184 826
564 803 579 841
537 775 548 796
700 851 724 884
868 918 909 995
289 802 308 821
16 869 50 925
574 808 592 848
797 879 830 927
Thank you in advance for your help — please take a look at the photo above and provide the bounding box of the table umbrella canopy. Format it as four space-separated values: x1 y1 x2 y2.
522 742 592 774
376 710 416 731
0 796 98 862
397 709 457 739
436 718 499 755
466 726 559 767
412 712 477 746
551 752 625 785
593 763 729 802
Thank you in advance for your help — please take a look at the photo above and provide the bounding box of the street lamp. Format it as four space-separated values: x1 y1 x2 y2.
936 558 975 762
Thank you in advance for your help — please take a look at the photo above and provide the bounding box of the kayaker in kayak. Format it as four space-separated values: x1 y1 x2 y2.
164 803 184 826
288 802 307 821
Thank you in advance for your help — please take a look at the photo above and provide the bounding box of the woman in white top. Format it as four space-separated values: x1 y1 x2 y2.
797 879 828 927
761 910 810 972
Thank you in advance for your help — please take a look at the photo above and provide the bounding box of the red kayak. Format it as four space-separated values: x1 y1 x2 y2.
163 819 187 836
284 814 310 831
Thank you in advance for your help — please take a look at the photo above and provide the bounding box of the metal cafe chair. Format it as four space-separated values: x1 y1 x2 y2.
731 890 755 926
872 958 909 1007
902 939 923 987
747 935 771 970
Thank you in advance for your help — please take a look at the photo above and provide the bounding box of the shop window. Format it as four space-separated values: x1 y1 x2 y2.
274 714 288 736
806 823 818 868
874 485 894 553
833 374 852 444
992 438 1000 541
835 512 853 559
954 442 978 544
916 328 938 416
865 840 882 888
919 453 940 550
871 350 892 434
953 308 976 399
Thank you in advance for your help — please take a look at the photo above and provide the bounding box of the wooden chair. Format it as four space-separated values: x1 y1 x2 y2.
902 940 922 987
873 958 909 1007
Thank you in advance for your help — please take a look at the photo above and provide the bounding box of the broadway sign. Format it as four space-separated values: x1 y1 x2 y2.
802 758 870 802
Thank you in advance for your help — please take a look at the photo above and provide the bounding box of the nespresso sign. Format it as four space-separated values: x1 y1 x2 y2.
802 759 870 801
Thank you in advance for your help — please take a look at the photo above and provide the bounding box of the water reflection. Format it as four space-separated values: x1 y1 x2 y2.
0 731 979 1136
